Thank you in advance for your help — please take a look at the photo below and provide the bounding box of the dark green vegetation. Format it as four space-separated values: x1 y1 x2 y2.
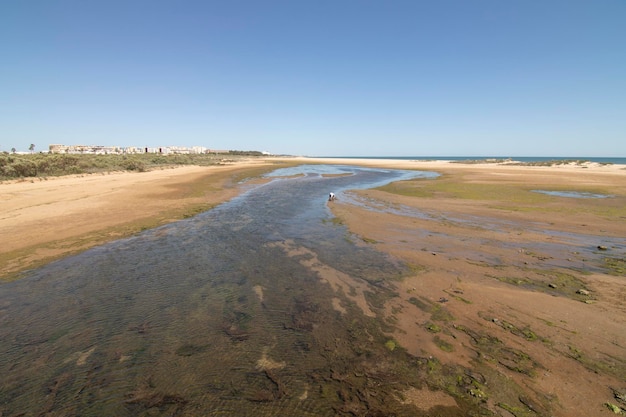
0 151 265 180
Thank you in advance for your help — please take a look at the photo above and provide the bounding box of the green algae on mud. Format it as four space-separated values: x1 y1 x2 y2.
604 256 626 276
327 163 626 416
486 267 596 302
376 173 626 220
376 174 551 203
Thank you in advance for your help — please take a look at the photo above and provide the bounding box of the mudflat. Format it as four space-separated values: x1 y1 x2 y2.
313 157 626 417
2 157 625 416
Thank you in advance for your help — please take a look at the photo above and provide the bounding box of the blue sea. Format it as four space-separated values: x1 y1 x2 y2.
316 156 626 164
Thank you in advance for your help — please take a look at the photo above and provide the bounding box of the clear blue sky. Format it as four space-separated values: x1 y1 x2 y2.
2 1 625 156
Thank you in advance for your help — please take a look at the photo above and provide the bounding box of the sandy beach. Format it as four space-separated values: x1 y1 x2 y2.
0 159 281 280
1 157 625 416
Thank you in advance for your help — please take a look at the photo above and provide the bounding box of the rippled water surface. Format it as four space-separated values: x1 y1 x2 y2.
1 165 445 416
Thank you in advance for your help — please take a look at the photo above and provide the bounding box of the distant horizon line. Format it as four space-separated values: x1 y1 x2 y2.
310 155 626 159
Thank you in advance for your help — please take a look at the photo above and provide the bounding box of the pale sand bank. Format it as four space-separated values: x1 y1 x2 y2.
0 159 280 279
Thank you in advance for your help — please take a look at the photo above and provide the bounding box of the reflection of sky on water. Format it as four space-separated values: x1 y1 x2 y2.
265 164 439 194
532 190 614 199
265 164 356 177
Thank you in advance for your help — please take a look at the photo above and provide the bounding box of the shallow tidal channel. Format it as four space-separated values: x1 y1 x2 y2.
0 165 462 416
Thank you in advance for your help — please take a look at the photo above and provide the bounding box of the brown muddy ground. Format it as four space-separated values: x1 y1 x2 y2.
329 163 626 417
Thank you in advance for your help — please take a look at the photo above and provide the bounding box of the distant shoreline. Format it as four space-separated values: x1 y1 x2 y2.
294 156 626 174
311 155 626 164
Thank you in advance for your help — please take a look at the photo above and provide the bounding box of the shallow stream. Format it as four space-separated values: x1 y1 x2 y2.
1 165 448 416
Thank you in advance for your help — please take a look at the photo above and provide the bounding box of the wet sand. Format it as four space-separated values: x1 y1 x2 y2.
311 157 626 417
2 156 625 416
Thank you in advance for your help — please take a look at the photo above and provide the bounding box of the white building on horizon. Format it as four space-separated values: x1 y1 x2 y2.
49 144 216 155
